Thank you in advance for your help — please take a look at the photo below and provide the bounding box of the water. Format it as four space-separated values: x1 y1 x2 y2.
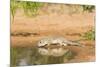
11 46 75 66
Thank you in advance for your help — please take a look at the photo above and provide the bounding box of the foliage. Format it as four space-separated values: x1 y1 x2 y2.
82 29 95 40
10 0 43 22
10 0 19 22
10 0 95 23
20 1 43 16
82 5 95 12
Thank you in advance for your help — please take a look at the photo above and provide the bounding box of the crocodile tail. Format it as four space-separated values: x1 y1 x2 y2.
67 41 85 47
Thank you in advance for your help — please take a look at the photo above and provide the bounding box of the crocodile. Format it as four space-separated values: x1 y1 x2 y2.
37 36 84 47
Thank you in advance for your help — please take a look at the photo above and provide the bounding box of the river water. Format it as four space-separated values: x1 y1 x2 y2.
11 46 75 66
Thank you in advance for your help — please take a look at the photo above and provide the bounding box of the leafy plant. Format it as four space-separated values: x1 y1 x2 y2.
82 29 95 40
20 1 43 16
82 5 95 12
10 0 44 22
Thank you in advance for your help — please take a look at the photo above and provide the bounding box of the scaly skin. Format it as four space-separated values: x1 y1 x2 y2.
37 36 84 47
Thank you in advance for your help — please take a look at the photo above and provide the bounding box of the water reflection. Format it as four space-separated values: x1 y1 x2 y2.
18 58 28 66
11 46 75 66
38 47 69 56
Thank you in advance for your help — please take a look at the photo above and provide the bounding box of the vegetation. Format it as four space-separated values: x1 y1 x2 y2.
10 0 43 22
10 0 95 23
82 29 95 40
82 5 95 12
10 0 18 22
20 1 43 16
